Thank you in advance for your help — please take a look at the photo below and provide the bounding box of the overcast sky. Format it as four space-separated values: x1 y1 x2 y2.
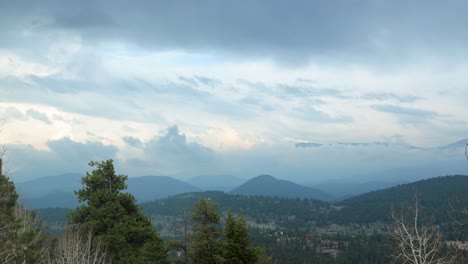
1 0 467 182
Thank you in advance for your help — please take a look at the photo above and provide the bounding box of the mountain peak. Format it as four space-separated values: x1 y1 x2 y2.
253 174 277 181
231 175 330 200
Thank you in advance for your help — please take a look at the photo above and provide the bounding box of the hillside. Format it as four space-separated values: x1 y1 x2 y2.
332 175 468 224
16 173 83 199
140 191 331 227
230 175 331 201
127 176 200 203
186 175 245 192
312 180 405 199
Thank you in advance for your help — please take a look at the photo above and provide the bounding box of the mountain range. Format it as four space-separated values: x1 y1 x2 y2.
15 165 468 210
17 174 200 209
17 173 336 208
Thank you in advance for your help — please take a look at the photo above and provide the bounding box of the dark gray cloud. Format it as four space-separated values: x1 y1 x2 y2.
2 0 468 65
26 109 53 125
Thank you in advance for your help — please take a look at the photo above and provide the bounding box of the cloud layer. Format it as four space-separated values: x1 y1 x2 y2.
3 0 468 65
1 1 467 182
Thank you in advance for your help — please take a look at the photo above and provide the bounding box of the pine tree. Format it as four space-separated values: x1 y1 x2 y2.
68 159 169 263
224 211 261 264
190 198 225 264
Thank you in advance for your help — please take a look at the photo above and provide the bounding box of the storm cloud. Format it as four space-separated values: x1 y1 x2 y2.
2 1 468 65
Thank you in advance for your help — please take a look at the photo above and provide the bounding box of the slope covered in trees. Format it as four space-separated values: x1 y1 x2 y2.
332 175 468 224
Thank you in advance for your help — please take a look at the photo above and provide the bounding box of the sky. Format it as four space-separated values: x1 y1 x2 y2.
1 0 467 183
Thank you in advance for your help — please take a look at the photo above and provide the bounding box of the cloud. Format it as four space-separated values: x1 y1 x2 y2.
295 142 323 148
26 109 53 125
371 104 438 122
122 136 142 148
239 97 275 111
194 75 222 86
3 125 467 185
47 137 118 163
144 126 216 165
278 85 346 99
2 106 27 122
293 106 353 123
362 93 421 103
4 137 118 181
2 1 468 65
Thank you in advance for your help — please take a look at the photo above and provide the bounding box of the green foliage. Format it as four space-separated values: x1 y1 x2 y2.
0 173 18 222
142 191 331 228
68 159 169 263
190 198 225 264
224 211 261 264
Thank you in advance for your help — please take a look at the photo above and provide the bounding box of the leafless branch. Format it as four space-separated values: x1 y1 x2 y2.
0 205 50 264
391 196 459 264
50 227 112 264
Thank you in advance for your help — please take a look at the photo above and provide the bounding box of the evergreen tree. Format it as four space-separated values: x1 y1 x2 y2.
224 211 261 264
68 160 169 263
190 198 224 264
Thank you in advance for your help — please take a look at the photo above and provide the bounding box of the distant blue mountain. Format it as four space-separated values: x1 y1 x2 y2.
186 175 245 192
127 176 200 203
230 175 331 201
16 173 83 199
17 174 200 209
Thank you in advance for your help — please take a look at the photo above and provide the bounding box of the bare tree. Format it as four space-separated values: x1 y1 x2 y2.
391 196 459 264
0 205 50 264
15 206 50 264
49 227 111 264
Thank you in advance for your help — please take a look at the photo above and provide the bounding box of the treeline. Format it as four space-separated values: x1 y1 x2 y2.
142 192 331 228
249 230 395 264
